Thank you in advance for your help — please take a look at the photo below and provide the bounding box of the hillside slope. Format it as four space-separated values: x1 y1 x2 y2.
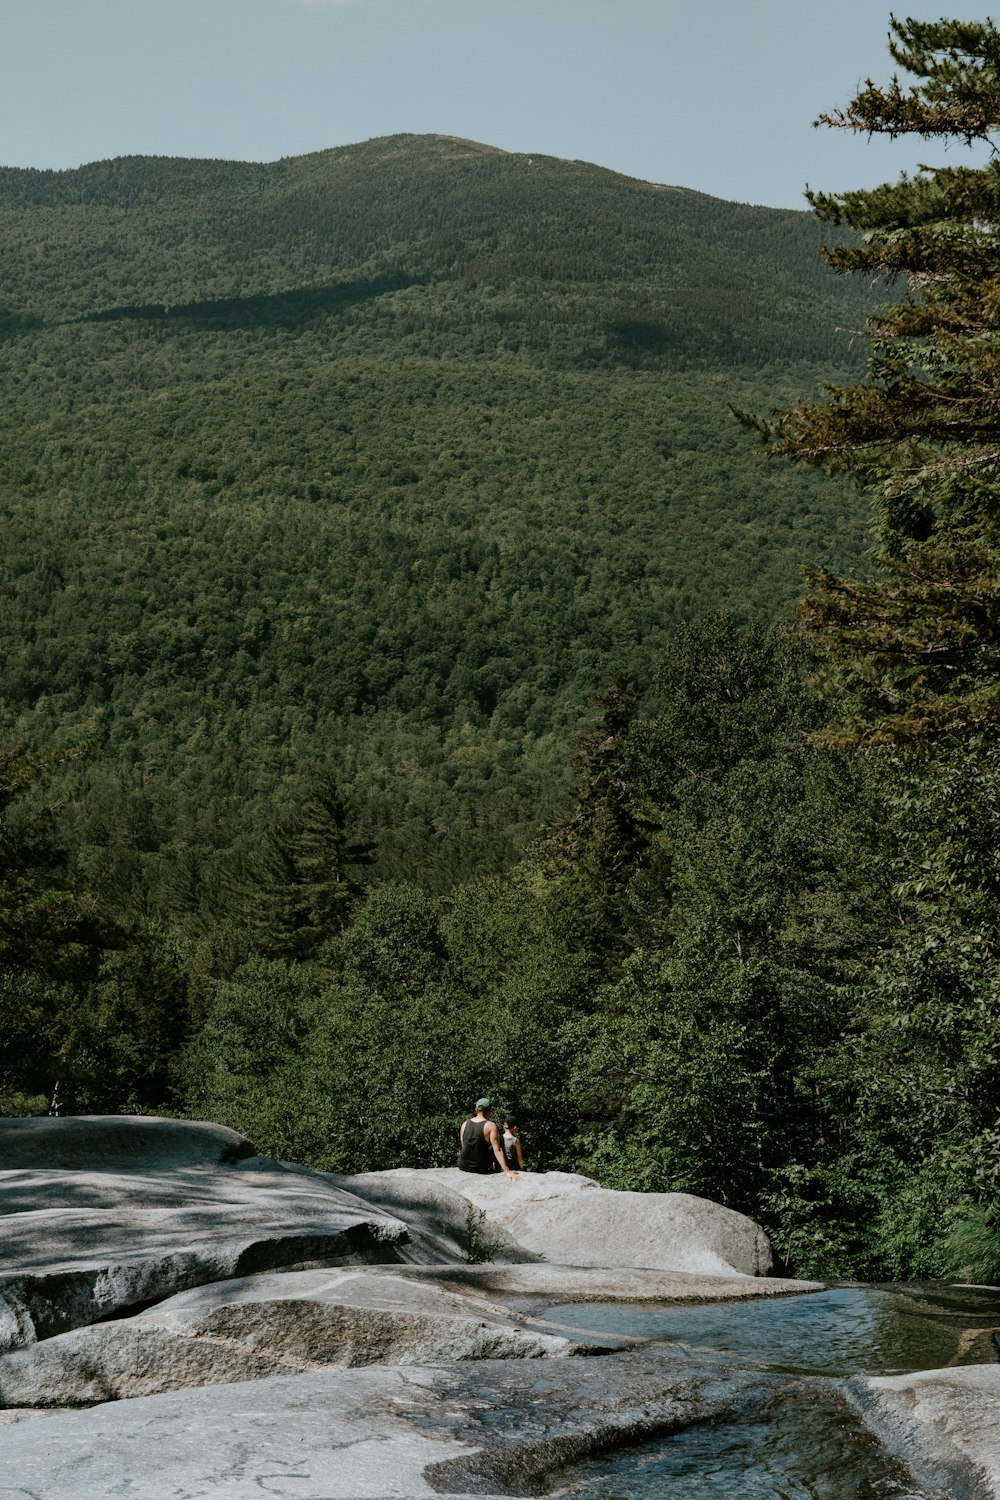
0 135 873 895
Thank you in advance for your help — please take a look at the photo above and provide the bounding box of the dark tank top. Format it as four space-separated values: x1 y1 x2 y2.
458 1117 497 1173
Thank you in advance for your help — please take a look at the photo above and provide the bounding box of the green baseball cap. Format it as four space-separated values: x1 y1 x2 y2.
475 1096 491 1110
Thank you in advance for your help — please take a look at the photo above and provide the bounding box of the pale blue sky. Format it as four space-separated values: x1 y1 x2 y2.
0 0 992 207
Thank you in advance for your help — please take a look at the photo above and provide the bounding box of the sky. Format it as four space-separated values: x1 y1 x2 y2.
0 0 994 209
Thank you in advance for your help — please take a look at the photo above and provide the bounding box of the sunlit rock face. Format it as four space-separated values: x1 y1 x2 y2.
0 1357 743 1500
0 1267 582 1408
335 1166 774 1276
0 1116 412 1355
0 1116 779 1405
0 1115 842 1499
855 1364 1000 1499
9 1118 1000 1497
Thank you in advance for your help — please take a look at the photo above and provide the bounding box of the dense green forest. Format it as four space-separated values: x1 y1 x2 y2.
0 133 872 896
10 68 1000 1290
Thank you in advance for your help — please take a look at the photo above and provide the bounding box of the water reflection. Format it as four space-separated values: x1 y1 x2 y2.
537 1285 1000 1377
535 1286 1000 1500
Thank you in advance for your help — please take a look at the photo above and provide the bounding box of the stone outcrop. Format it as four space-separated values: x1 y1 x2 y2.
364 1259 823 1305
0 1353 746 1500
0 1268 580 1407
0 1122 413 1354
0 1117 802 1413
0 1114 894 1500
336 1166 774 1276
0 1115 257 1172
854 1364 1000 1500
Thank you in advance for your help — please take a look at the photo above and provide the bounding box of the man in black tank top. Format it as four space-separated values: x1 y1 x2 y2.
458 1098 519 1178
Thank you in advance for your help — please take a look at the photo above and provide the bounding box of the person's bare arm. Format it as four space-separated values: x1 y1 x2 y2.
485 1120 518 1179
514 1137 525 1170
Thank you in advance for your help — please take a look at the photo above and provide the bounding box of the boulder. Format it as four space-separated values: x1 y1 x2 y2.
326 1164 539 1265
337 1168 773 1276
0 1119 789 1378
0 1117 832 1498
0 1268 580 1407
854 1363 1000 1500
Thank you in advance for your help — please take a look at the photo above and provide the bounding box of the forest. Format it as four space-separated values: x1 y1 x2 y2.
7 18 1000 1283
0 133 871 894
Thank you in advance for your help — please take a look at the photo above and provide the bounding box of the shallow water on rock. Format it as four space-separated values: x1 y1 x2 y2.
552 1385 941 1500
540 1283 1000 1376
535 1286 1000 1500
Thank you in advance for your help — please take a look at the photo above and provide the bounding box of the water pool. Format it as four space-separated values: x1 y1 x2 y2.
524 1285 1000 1499
537 1283 1000 1376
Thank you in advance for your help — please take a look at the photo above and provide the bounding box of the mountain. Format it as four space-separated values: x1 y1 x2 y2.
0 134 873 898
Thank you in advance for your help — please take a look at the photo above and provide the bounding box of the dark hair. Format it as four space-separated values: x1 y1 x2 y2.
503 1116 519 1129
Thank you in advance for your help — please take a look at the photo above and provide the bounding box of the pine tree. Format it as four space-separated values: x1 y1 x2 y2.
738 17 1000 1278
0 745 138 1115
741 18 1000 743
242 773 374 959
539 675 659 966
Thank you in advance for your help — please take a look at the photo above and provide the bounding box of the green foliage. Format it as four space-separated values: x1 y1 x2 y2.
14 112 1000 1287
944 1204 1000 1285
60 938 192 1113
238 773 374 960
756 1162 874 1281
0 745 111 981
553 619 898 1269
567 942 789 1203
0 749 192 1116
0 967 69 1116
183 887 492 1169
182 873 587 1174
731 19 1000 1276
0 136 871 906
180 957 334 1163
461 1205 504 1265
0 1090 48 1117
441 875 589 1165
745 18 1000 744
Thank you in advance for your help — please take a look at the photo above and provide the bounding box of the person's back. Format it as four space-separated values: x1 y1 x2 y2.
457 1115 496 1174
457 1097 517 1178
502 1116 524 1171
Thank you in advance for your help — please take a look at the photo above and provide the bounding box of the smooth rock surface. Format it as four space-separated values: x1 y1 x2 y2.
328 1165 538 1265
363 1260 823 1305
0 1115 256 1172
0 1354 742 1500
0 1268 579 1406
856 1363 1000 1499
0 1115 828 1500
0 1129 412 1352
338 1167 773 1276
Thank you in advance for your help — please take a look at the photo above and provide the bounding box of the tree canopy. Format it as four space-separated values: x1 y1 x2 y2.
744 18 1000 743
0 135 873 905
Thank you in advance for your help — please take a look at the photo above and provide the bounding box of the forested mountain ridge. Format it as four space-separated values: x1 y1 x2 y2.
0 134 873 897
0 135 864 364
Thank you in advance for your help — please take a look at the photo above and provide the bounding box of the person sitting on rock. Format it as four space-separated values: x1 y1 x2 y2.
458 1097 519 1179
502 1116 525 1171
